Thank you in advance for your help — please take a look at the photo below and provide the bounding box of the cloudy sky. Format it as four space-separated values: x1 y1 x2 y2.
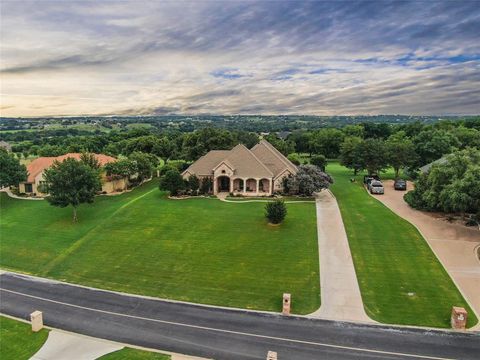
1 0 479 117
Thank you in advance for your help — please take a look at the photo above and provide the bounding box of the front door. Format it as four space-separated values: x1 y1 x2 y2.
218 177 230 192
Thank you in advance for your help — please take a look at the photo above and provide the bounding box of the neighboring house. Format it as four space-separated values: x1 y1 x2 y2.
0 141 12 152
277 131 291 140
182 140 297 196
19 153 127 196
419 156 449 174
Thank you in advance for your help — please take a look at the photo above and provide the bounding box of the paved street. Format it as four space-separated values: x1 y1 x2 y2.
1 272 479 360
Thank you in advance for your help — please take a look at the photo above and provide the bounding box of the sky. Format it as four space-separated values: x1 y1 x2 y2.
1 0 479 117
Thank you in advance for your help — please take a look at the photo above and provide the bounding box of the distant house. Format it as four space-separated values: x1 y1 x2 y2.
277 131 291 140
419 156 449 174
182 140 297 196
0 141 12 152
19 153 127 196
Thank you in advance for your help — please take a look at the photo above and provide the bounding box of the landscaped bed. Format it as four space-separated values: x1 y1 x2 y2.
0 180 319 314
0 316 49 360
327 163 477 328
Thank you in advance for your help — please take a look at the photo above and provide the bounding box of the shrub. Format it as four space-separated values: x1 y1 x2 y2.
199 177 213 194
310 154 326 170
284 164 333 196
265 200 287 224
287 153 301 165
159 168 185 196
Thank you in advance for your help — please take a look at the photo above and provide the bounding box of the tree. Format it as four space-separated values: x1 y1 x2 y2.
199 177 213 194
42 158 102 222
309 128 345 158
129 152 158 182
284 164 333 196
405 148 480 218
0 148 27 188
80 152 101 170
413 129 460 166
339 136 363 174
187 174 200 194
356 138 389 175
386 132 418 178
310 154 326 171
265 200 287 224
159 168 185 196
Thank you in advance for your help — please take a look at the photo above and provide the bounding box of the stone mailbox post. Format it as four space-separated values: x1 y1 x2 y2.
30 310 43 332
282 293 291 315
267 350 277 360
451 307 467 330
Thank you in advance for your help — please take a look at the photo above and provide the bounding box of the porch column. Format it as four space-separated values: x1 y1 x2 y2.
230 178 233 193
213 177 217 195
243 178 247 193
269 178 273 195
256 178 260 195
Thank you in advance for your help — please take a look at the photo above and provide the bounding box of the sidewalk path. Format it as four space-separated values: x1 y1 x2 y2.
30 330 122 360
373 180 480 329
0 187 44 200
308 190 374 323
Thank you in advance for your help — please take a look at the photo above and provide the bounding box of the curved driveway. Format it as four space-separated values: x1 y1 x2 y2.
1 272 479 360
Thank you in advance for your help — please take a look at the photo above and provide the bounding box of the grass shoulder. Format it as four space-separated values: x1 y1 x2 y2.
0 316 49 360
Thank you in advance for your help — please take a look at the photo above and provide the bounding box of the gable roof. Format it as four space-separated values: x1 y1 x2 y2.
182 150 230 176
182 142 281 179
419 156 449 174
25 153 116 183
251 140 297 177
223 144 273 178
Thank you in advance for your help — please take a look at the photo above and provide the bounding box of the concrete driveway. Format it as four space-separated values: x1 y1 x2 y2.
372 180 480 328
309 190 373 323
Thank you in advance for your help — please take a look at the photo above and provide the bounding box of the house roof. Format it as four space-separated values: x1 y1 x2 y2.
223 144 273 178
182 140 295 179
251 140 297 178
25 153 116 183
182 150 230 176
419 156 449 174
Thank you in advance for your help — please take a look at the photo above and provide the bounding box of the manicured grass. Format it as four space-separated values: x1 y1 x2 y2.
327 163 477 328
0 316 49 360
99 348 170 360
0 180 319 314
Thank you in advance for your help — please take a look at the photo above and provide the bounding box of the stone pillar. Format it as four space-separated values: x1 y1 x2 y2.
282 293 291 315
213 177 218 195
267 351 277 360
451 307 467 330
230 178 233 193
243 179 247 193
256 179 260 195
30 311 43 332
269 178 273 195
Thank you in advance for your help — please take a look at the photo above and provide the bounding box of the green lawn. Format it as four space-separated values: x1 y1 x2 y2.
0 180 319 314
0 316 49 360
99 348 170 360
327 163 477 328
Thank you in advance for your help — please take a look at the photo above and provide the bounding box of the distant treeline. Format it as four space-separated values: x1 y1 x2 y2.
2 119 479 172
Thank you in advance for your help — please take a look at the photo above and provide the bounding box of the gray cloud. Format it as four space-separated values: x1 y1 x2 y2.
1 1 479 116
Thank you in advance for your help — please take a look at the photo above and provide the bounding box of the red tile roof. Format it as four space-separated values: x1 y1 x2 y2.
26 153 116 183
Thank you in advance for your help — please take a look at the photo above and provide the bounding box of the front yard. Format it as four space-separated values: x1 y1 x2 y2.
0 180 319 314
0 316 49 360
328 163 477 328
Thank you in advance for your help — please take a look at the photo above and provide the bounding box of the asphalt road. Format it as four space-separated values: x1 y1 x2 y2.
1 272 479 360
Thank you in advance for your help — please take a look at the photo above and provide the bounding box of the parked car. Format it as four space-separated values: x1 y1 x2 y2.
394 179 407 191
363 174 380 184
370 180 384 194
